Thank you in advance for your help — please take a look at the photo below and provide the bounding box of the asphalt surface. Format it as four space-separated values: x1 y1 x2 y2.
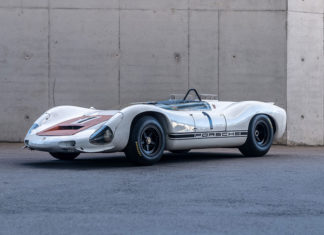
0 144 324 235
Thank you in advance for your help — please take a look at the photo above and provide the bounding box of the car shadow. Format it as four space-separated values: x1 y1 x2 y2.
20 150 265 170
160 151 243 164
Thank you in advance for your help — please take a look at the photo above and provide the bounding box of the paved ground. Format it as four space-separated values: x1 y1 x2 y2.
0 144 324 235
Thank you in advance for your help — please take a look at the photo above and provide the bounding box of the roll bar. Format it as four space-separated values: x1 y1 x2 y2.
183 88 202 101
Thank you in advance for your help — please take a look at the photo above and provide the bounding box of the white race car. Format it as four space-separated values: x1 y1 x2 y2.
24 89 286 165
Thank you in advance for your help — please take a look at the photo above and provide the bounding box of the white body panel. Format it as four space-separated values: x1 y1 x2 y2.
24 100 286 153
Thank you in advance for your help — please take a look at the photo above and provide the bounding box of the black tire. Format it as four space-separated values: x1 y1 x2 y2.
169 150 190 154
239 114 274 157
125 116 165 165
49 152 80 160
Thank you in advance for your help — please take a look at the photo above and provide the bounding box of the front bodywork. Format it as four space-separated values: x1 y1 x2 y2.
24 100 286 153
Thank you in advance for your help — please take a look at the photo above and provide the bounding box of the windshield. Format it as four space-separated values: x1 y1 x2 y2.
129 89 212 111
154 100 211 111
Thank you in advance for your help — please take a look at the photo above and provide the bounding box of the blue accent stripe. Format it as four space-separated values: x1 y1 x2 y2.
202 112 213 130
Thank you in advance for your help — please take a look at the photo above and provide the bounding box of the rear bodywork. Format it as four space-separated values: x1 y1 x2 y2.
24 100 286 153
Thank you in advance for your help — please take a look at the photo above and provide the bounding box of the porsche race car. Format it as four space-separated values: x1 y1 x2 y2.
24 89 286 165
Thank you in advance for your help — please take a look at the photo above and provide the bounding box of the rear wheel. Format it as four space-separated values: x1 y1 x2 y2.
49 152 80 160
239 114 274 157
125 116 165 165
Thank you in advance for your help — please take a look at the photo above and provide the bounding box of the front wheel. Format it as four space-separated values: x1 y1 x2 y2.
125 116 165 165
49 152 80 160
239 114 274 157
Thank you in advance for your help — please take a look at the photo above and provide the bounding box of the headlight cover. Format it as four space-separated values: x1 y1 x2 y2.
27 123 39 135
89 125 114 145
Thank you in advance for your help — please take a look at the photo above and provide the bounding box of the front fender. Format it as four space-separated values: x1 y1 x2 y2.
111 104 173 151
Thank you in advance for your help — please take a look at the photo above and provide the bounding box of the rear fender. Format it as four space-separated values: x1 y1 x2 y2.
222 101 286 140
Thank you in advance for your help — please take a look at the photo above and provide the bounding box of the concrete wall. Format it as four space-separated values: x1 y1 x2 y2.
0 0 323 144
287 0 324 145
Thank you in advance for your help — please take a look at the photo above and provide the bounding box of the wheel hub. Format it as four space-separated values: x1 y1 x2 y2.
146 137 152 145
255 130 259 137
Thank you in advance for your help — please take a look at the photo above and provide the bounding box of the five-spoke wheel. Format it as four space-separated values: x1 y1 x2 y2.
125 116 165 165
140 126 162 157
239 114 274 157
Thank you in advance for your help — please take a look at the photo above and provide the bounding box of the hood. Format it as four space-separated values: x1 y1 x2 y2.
37 115 113 136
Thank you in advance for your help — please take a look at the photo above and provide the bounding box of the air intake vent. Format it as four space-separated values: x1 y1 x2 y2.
58 125 83 130
76 117 98 124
